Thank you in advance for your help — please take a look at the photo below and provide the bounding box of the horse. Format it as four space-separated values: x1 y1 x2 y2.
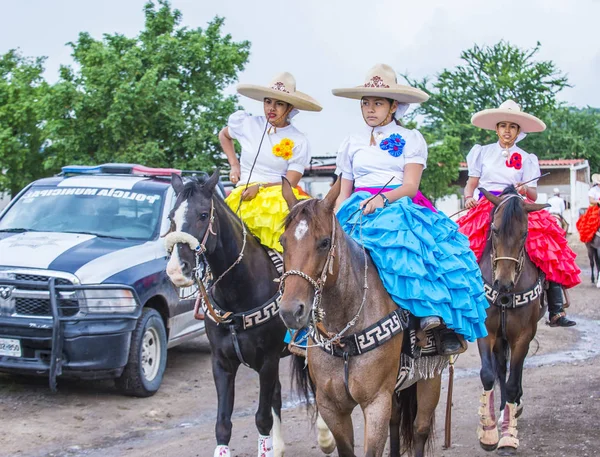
476 186 549 455
585 233 600 285
164 171 300 457
278 178 443 457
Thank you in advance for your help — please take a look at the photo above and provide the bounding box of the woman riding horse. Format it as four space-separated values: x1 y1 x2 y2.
219 71 321 252
333 64 489 355
576 173 600 244
458 100 580 327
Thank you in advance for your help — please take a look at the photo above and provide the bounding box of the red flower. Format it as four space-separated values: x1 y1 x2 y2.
506 153 523 170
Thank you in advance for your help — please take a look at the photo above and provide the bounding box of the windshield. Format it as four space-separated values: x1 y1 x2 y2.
0 185 166 240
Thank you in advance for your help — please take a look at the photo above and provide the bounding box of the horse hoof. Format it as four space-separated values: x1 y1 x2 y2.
479 441 498 452
497 446 517 456
214 445 231 457
319 441 336 455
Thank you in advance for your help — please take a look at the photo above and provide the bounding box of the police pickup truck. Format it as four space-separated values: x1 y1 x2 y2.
0 164 213 396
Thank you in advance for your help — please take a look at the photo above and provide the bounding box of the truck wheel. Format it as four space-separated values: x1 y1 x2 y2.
116 308 167 397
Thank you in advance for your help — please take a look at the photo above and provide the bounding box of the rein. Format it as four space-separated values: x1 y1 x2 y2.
278 212 370 349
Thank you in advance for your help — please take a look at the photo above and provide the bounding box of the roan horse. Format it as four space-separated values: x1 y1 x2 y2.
476 186 549 455
278 178 443 457
164 171 299 457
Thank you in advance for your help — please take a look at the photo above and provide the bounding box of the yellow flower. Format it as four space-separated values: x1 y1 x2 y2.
272 139 294 160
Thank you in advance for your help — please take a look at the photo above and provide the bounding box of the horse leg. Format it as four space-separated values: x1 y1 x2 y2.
494 337 509 416
362 392 394 457
212 355 240 457
271 379 285 457
497 337 530 455
316 412 336 455
389 394 401 457
256 356 280 457
412 375 442 457
477 336 499 451
317 399 355 457
588 243 596 283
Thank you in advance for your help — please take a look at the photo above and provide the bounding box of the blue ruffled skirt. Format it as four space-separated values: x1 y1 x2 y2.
337 193 488 342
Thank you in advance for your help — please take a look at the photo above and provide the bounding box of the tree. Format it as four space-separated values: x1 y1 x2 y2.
45 0 250 172
405 41 570 155
419 133 462 202
526 106 600 171
0 50 50 197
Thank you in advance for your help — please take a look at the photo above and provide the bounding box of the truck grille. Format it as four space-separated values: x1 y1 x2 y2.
15 297 79 317
0 269 80 318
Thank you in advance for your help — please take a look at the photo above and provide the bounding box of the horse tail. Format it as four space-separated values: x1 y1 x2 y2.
396 383 436 455
291 353 315 414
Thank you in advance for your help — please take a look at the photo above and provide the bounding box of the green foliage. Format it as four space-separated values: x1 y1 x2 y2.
405 41 570 155
0 50 50 196
524 106 600 171
44 0 249 173
419 133 462 202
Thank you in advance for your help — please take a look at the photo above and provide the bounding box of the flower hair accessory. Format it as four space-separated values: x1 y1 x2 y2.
379 133 406 157
506 152 523 170
272 138 294 161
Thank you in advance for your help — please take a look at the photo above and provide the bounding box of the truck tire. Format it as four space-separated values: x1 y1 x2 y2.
116 308 167 397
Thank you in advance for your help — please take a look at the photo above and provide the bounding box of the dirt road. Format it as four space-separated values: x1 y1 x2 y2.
2 238 599 457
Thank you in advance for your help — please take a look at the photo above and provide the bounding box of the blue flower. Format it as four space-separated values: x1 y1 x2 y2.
379 133 406 157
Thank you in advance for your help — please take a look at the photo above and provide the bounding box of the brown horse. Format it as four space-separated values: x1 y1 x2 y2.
278 178 442 457
476 186 549 455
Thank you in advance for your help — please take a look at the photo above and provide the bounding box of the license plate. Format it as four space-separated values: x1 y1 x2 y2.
0 338 22 357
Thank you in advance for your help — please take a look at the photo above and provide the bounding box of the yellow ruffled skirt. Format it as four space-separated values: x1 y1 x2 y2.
225 184 309 252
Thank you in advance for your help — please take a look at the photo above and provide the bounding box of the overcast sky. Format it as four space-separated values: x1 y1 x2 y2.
2 0 599 157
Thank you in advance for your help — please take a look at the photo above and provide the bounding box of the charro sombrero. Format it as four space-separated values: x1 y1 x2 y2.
332 64 429 104
471 100 546 133
236 72 322 112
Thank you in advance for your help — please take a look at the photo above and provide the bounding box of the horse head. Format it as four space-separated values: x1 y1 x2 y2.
278 178 342 329
165 171 220 287
480 185 548 293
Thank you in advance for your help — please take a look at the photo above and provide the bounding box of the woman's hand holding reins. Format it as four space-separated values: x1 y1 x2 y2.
465 196 478 209
360 194 385 215
241 184 260 201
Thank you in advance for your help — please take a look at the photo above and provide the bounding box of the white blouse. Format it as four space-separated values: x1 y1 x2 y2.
588 186 600 203
335 122 428 188
466 143 540 192
227 110 311 186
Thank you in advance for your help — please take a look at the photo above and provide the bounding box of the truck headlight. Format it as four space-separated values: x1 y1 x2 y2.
83 289 138 313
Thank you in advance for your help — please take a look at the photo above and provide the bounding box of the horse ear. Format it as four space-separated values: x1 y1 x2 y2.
281 177 299 210
203 169 220 192
323 176 342 211
478 188 500 206
524 202 550 213
172 173 184 195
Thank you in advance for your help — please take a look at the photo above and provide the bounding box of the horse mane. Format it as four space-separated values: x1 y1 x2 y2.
496 185 527 241
179 174 210 200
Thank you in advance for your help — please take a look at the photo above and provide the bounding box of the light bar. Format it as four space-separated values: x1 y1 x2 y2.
61 163 182 177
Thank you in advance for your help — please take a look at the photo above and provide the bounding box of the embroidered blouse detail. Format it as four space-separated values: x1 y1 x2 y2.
380 133 406 157
506 152 523 170
272 138 294 160
364 76 390 88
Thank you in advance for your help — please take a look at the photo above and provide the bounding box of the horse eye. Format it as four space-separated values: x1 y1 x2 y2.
199 212 209 221
318 238 331 250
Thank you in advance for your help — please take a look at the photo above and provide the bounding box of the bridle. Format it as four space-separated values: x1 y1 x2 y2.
164 196 248 323
277 212 369 348
489 194 528 295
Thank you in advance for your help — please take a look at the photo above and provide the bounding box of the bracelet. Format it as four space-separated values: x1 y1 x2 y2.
380 194 390 207
464 195 473 200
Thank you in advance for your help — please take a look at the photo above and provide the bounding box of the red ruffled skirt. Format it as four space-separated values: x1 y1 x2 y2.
457 199 581 288
575 205 600 243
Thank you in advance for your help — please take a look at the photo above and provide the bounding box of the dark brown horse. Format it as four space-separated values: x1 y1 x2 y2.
476 186 548 455
279 178 442 457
